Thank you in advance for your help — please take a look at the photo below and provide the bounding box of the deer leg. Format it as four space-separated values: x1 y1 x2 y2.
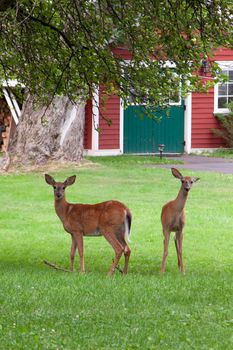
103 232 124 276
116 235 131 275
161 229 170 273
122 245 131 275
177 232 185 274
174 233 181 269
70 235 77 272
74 233 85 273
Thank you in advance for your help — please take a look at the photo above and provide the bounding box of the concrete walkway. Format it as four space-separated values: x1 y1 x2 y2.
158 155 233 174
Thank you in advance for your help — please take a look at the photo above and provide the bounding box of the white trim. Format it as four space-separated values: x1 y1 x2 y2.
91 89 99 151
12 93 21 117
1 79 25 88
214 83 220 113
190 148 220 154
216 61 233 70
60 104 80 146
214 61 233 114
119 98 124 153
168 98 182 106
184 93 192 154
2 87 21 125
162 61 177 68
214 83 230 114
84 149 122 156
119 95 191 155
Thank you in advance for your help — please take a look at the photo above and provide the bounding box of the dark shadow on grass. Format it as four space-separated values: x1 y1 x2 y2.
1 255 233 279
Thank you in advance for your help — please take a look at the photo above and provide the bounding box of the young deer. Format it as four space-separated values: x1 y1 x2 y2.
45 174 132 276
161 168 199 274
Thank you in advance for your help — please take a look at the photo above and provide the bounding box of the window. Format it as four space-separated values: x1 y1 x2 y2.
168 88 181 106
128 71 182 106
214 63 233 113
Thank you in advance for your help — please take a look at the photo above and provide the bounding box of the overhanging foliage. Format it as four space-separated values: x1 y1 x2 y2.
0 0 232 105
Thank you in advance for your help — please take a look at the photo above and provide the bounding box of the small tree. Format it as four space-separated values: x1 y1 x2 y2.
212 103 233 148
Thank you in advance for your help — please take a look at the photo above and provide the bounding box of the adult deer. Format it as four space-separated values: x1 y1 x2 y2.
45 174 132 276
161 168 199 274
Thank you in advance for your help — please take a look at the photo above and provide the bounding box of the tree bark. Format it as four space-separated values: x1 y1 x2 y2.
10 94 85 164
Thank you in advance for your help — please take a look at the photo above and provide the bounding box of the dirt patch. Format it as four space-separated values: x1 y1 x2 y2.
0 153 100 174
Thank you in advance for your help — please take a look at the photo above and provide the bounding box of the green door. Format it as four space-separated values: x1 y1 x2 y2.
123 103 184 153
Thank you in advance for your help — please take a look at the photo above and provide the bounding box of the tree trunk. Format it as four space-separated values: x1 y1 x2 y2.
10 94 85 164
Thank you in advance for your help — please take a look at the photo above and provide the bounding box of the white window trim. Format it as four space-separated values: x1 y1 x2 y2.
128 89 182 107
124 60 182 106
214 61 233 114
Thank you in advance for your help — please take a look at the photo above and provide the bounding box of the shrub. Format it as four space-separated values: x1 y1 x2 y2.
212 102 233 147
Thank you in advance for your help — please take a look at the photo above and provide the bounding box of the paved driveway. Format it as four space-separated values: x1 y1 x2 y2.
159 155 233 174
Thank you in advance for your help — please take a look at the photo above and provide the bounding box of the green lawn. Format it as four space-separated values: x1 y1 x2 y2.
1 156 233 349
199 148 233 159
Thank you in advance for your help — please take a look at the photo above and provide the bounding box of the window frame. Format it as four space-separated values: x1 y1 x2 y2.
214 61 233 114
127 61 182 106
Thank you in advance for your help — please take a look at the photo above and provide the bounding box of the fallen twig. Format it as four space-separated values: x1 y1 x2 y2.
44 259 123 274
43 260 74 273
112 259 123 274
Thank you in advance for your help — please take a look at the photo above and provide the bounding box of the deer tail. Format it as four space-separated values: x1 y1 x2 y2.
124 209 132 243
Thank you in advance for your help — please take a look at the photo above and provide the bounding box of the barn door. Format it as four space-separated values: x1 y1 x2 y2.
123 102 185 154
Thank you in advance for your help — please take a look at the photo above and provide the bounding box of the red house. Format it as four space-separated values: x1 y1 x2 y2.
84 47 233 155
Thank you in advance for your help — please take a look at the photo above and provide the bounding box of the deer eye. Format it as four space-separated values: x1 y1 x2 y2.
62 187 65 190
191 181 193 184
53 186 56 189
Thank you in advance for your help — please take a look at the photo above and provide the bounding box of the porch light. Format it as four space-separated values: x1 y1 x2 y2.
158 144 165 159
201 59 210 75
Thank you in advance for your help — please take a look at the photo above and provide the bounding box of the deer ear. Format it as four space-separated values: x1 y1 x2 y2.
192 177 200 183
64 175 76 186
171 168 183 180
45 174 55 186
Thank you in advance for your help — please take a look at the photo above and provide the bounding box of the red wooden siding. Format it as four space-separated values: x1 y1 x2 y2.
191 47 233 149
191 89 224 148
213 47 233 61
84 99 92 149
111 46 133 60
99 86 120 150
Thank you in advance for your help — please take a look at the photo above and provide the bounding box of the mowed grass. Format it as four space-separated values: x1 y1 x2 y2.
1 156 233 349
200 148 233 159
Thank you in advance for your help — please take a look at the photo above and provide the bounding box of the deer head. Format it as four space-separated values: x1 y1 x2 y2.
45 174 76 200
171 168 200 193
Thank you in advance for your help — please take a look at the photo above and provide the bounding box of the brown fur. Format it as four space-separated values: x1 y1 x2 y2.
160 168 199 274
45 174 132 276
